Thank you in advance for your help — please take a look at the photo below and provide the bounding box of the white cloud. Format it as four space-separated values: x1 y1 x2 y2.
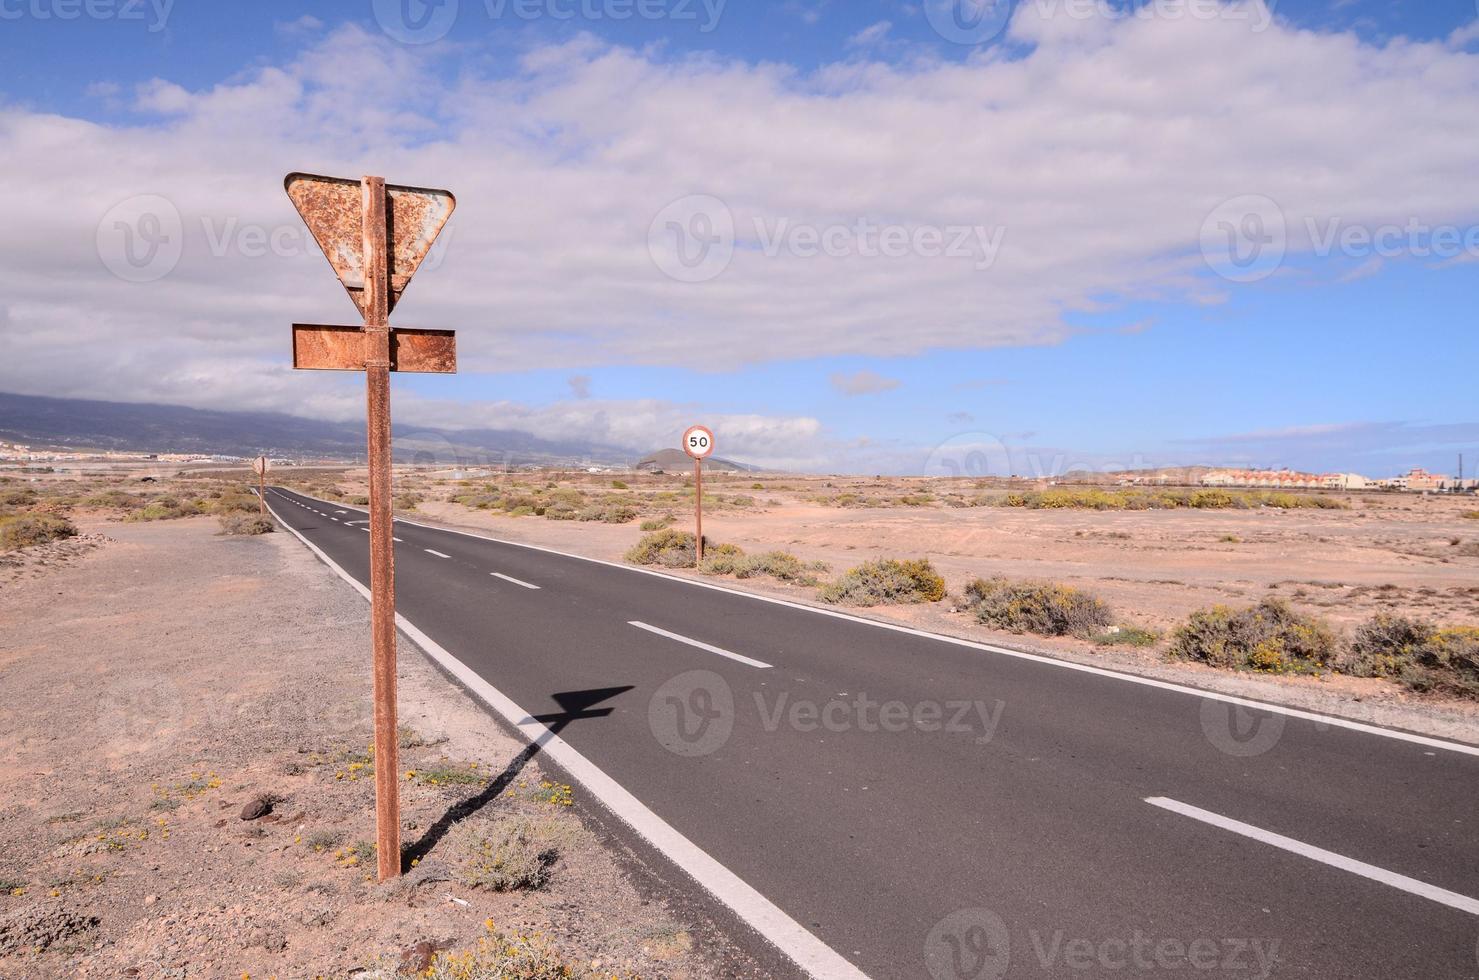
2 11 1478 467
830 369 902 396
847 21 892 48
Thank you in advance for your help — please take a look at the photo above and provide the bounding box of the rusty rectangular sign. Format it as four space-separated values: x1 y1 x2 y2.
292 324 457 374
284 172 455 316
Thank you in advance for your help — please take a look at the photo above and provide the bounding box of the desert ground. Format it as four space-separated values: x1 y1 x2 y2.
0 508 763 978
2 461 1476 977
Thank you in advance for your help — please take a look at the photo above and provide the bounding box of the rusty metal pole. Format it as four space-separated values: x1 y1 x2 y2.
694 458 704 564
258 468 266 515
362 175 401 881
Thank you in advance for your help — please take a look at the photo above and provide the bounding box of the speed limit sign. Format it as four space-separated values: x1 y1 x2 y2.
251 455 270 476
682 425 715 460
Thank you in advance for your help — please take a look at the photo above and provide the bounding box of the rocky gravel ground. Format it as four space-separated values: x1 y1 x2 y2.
0 517 759 978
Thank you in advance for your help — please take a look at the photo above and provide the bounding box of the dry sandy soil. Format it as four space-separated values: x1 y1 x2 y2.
310 469 1479 744
0 516 762 978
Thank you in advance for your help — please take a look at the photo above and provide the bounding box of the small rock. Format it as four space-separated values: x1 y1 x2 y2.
239 796 273 821
144 895 159 906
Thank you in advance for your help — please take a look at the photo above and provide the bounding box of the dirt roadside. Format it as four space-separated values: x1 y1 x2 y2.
0 517 765 978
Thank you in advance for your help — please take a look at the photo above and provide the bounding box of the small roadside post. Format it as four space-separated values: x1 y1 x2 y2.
251 455 270 514
284 172 458 881
682 425 715 563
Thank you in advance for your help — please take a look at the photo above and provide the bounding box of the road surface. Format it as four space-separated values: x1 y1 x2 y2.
264 486 1479 979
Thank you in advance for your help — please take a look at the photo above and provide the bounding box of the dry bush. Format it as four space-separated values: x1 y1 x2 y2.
700 547 822 586
963 577 1113 638
127 496 203 521
1169 599 1337 673
626 530 699 567
0 513 77 551
820 558 946 606
218 513 274 536
453 817 564 892
386 926 570 979
1344 615 1479 699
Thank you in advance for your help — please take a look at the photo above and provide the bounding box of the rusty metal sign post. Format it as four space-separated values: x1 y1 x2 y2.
682 425 715 563
251 455 270 514
285 172 457 881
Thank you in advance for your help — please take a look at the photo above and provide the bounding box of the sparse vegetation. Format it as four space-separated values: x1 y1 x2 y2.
1168 599 1338 673
1344 614 1479 699
1092 625 1162 648
392 923 571 979
995 488 1348 511
962 576 1114 638
625 529 701 567
820 558 946 606
217 513 274 535
0 513 77 551
700 547 824 586
454 817 564 892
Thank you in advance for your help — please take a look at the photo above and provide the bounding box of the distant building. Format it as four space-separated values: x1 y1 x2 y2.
1390 468 1448 492
1201 468 1329 490
1322 473 1370 491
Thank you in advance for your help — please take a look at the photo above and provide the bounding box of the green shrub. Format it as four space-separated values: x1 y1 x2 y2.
611 480 629 490
1168 599 1337 673
210 491 261 515
963 577 1113 638
1092 625 1161 648
127 496 202 521
393 493 422 511
349 495 370 506
820 558 946 606
639 516 673 531
700 548 820 586
218 513 274 536
0 487 39 511
0 513 77 551
1463 511 1479 520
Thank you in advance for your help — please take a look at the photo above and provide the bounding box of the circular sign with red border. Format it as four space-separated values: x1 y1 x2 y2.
682 425 715 460
252 456 270 476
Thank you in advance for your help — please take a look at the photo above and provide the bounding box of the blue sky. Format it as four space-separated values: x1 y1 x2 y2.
3 0 1478 474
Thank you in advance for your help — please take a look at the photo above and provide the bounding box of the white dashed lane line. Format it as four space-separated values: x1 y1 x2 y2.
425 549 451 559
627 621 773 669
491 572 540 590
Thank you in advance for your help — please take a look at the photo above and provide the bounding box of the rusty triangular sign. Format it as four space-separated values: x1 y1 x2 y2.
284 173 455 316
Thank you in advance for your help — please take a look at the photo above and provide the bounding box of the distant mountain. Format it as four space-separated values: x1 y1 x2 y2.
634 447 754 473
0 391 629 466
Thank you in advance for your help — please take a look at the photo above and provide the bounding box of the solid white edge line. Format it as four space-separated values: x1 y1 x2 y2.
1145 797 1479 916
281 489 1479 758
629 620 773 669
424 549 451 559
491 572 541 590
260 492 868 980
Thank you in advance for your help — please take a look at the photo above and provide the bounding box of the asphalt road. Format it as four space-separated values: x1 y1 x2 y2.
264 486 1479 980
